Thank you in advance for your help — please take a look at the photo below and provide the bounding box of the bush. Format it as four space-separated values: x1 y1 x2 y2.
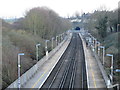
2 29 46 88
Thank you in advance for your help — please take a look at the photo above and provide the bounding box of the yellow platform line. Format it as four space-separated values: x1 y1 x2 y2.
89 62 97 89
31 69 48 88
87 49 97 89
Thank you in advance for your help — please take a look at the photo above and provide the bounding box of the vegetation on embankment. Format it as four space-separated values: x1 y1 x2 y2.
81 8 120 84
2 7 72 89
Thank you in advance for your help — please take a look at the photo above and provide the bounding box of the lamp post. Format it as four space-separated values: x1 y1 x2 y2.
117 24 120 32
98 46 100 56
92 37 96 52
18 53 24 90
59 34 61 43
36 44 41 61
99 46 105 66
61 34 63 41
95 39 99 54
56 36 58 46
62 33 64 40
60 34 63 43
106 54 114 84
97 41 100 56
45 40 49 56
51 37 54 50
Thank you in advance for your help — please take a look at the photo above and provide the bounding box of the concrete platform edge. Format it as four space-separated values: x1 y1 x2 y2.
79 33 89 88
7 34 72 88
79 32 110 88
92 51 112 88
38 34 72 88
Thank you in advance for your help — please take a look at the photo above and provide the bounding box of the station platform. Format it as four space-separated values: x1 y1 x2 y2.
79 33 106 89
23 35 72 88
23 32 106 89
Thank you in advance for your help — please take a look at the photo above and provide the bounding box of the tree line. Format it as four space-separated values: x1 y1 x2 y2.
2 7 72 89
82 9 119 41
80 8 120 84
13 7 72 39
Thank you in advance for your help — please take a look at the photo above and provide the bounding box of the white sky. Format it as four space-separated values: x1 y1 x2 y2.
0 0 119 18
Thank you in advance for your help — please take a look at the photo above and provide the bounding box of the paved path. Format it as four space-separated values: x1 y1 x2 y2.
79 33 106 89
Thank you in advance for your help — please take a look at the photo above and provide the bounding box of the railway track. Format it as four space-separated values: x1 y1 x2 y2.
41 33 87 89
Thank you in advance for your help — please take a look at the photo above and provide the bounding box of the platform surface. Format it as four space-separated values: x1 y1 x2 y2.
79 33 106 89
23 36 71 88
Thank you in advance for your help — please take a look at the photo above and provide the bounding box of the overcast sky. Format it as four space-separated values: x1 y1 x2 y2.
0 0 119 18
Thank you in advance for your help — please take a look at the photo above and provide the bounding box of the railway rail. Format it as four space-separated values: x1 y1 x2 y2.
41 33 87 89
